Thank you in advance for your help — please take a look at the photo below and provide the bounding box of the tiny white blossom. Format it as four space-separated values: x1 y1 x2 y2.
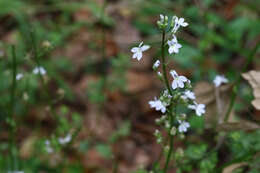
178 120 190 133
213 75 228 87
172 16 188 33
153 60 160 69
154 129 160 136
45 140 53 153
165 120 170 128
167 35 182 54
188 102 205 116
181 90 195 100
131 42 150 61
33 66 46 75
170 70 188 89
157 14 168 27
58 134 72 145
149 97 166 113
16 73 24 80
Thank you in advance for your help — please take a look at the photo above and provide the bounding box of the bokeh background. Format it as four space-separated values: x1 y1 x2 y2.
0 0 260 172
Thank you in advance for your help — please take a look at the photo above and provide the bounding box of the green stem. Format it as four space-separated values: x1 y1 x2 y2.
29 30 59 120
9 45 18 171
161 30 172 95
163 110 174 173
160 29 174 173
224 41 260 122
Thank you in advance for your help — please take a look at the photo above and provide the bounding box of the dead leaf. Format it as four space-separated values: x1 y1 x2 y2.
20 135 38 159
194 82 233 127
222 162 248 173
216 120 260 132
242 70 260 110
126 70 155 93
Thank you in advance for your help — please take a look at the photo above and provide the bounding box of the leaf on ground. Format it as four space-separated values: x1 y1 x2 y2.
194 81 233 127
216 120 260 132
242 70 260 110
126 70 155 93
222 162 248 173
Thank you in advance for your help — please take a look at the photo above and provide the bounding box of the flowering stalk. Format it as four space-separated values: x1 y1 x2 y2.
131 14 205 173
160 28 175 173
29 30 59 120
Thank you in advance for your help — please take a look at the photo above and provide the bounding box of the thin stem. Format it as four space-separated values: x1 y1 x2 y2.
161 30 172 95
224 41 260 122
9 45 18 171
160 29 175 173
163 108 174 173
29 30 59 120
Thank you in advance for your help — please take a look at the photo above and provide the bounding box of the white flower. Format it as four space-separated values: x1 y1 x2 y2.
16 73 24 80
131 42 150 61
157 14 168 27
172 16 188 33
153 60 160 69
181 90 195 100
45 140 53 153
170 70 188 89
58 134 72 145
157 71 162 78
178 120 190 133
167 35 182 54
213 75 228 87
188 102 205 116
149 97 166 113
33 66 46 75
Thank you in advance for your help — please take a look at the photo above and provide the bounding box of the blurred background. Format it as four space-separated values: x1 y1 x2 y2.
0 0 260 172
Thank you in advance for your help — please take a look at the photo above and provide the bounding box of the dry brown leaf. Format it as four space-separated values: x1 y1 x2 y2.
216 120 260 132
222 162 248 173
242 70 260 110
20 135 38 159
126 70 155 93
194 82 233 127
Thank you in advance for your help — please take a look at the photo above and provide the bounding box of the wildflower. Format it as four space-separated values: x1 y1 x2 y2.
165 120 170 128
154 129 160 136
172 16 188 33
162 89 172 99
45 140 53 153
178 120 190 133
16 73 24 80
33 66 46 75
170 126 177 135
131 42 150 61
170 70 188 89
153 60 160 69
157 14 168 28
167 35 182 54
149 97 166 113
58 134 72 145
181 90 195 100
213 75 228 87
188 102 205 116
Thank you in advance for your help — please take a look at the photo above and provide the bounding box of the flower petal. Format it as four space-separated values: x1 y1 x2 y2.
131 47 139 53
141 45 150 51
172 80 178 89
179 76 187 82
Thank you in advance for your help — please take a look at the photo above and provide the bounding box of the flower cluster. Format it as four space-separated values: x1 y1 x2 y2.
131 14 205 140
16 66 47 81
